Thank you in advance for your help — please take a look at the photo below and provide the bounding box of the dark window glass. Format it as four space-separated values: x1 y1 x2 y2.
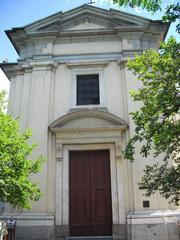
76 74 100 105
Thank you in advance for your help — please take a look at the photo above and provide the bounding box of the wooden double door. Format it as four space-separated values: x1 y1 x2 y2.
69 150 112 236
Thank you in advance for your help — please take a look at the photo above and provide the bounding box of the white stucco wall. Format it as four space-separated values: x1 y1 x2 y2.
7 58 172 215
5 20 173 218
53 40 122 55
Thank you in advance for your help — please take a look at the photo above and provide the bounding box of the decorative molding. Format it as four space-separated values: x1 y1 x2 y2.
16 70 25 76
56 143 63 161
115 141 123 159
30 61 57 71
54 53 122 63
68 107 108 113
25 5 150 33
24 67 33 74
66 61 109 69
58 143 124 225
5 4 169 62
71 67 106 109
52 126 126 133
117 58 128 69
49 109 128 131
0 63 20 79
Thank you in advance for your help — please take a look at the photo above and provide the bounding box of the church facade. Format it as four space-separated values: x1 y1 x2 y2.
1 5 179 240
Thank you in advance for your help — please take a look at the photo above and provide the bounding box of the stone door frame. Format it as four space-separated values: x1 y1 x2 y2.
55 142 126 229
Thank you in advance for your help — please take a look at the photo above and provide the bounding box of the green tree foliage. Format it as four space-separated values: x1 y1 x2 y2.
0 91 44 209
112 0 180 205
113 0 180 32
113 0 162 12
163 3 180 33
0 90 7 112
124 38 180 205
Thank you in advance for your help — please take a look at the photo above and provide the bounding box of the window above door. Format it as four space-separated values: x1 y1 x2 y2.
76 74 100 105
71 68 105 108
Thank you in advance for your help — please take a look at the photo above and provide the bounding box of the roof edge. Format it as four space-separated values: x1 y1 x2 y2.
5 30 22 55
0 63 18 80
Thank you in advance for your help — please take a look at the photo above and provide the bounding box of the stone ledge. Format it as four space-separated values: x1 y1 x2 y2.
127 210 180 225
0 213 55 226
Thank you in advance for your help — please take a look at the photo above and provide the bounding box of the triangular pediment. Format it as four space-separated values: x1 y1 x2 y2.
6 4 169 56
24 4 150 34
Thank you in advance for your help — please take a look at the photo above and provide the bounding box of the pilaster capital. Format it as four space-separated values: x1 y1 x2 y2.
117 57 128 69
30 61 57 71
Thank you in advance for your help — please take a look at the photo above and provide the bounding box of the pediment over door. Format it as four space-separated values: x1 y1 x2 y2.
49 109 128 133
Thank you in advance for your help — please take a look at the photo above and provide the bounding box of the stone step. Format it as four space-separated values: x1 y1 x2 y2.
67 237 112 240
55 236 113 240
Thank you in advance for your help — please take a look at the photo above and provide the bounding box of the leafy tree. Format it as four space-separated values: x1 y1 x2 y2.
124 38 180 205
113 0 162 12
111 0 180 205
0 91 44 209
113 0 180 32
163 3 180 33
0 90 7 112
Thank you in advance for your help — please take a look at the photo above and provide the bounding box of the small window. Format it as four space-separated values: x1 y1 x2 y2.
76 74 100 105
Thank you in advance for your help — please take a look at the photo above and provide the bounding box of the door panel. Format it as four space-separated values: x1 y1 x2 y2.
90 151 112 235
70 151 91 236
69 150 112 236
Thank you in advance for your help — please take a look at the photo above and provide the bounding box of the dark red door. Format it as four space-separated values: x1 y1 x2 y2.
69 150 112 236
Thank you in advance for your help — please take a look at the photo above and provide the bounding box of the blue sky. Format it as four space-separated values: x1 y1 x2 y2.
0 0 179 91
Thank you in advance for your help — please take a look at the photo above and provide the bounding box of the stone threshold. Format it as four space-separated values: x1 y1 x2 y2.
67 237 112 240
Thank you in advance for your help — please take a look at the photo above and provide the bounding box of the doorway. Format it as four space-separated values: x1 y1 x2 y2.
69 150 112 236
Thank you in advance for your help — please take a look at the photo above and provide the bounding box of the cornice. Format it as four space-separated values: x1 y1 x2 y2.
51 126 126 133
0 63 20 79
0 51 141 80
26 27 147 38
66 61 109 69
29 61 58 71
0 60 58 79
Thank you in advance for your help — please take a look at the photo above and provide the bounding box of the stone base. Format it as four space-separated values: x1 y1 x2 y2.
5 223 180 240
0 213 55 240
56 225 69 238
130 223 179 240
113 224 127 240
1 211 179 240
15 226 54 240
113 222 180 240
126 210 180 240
